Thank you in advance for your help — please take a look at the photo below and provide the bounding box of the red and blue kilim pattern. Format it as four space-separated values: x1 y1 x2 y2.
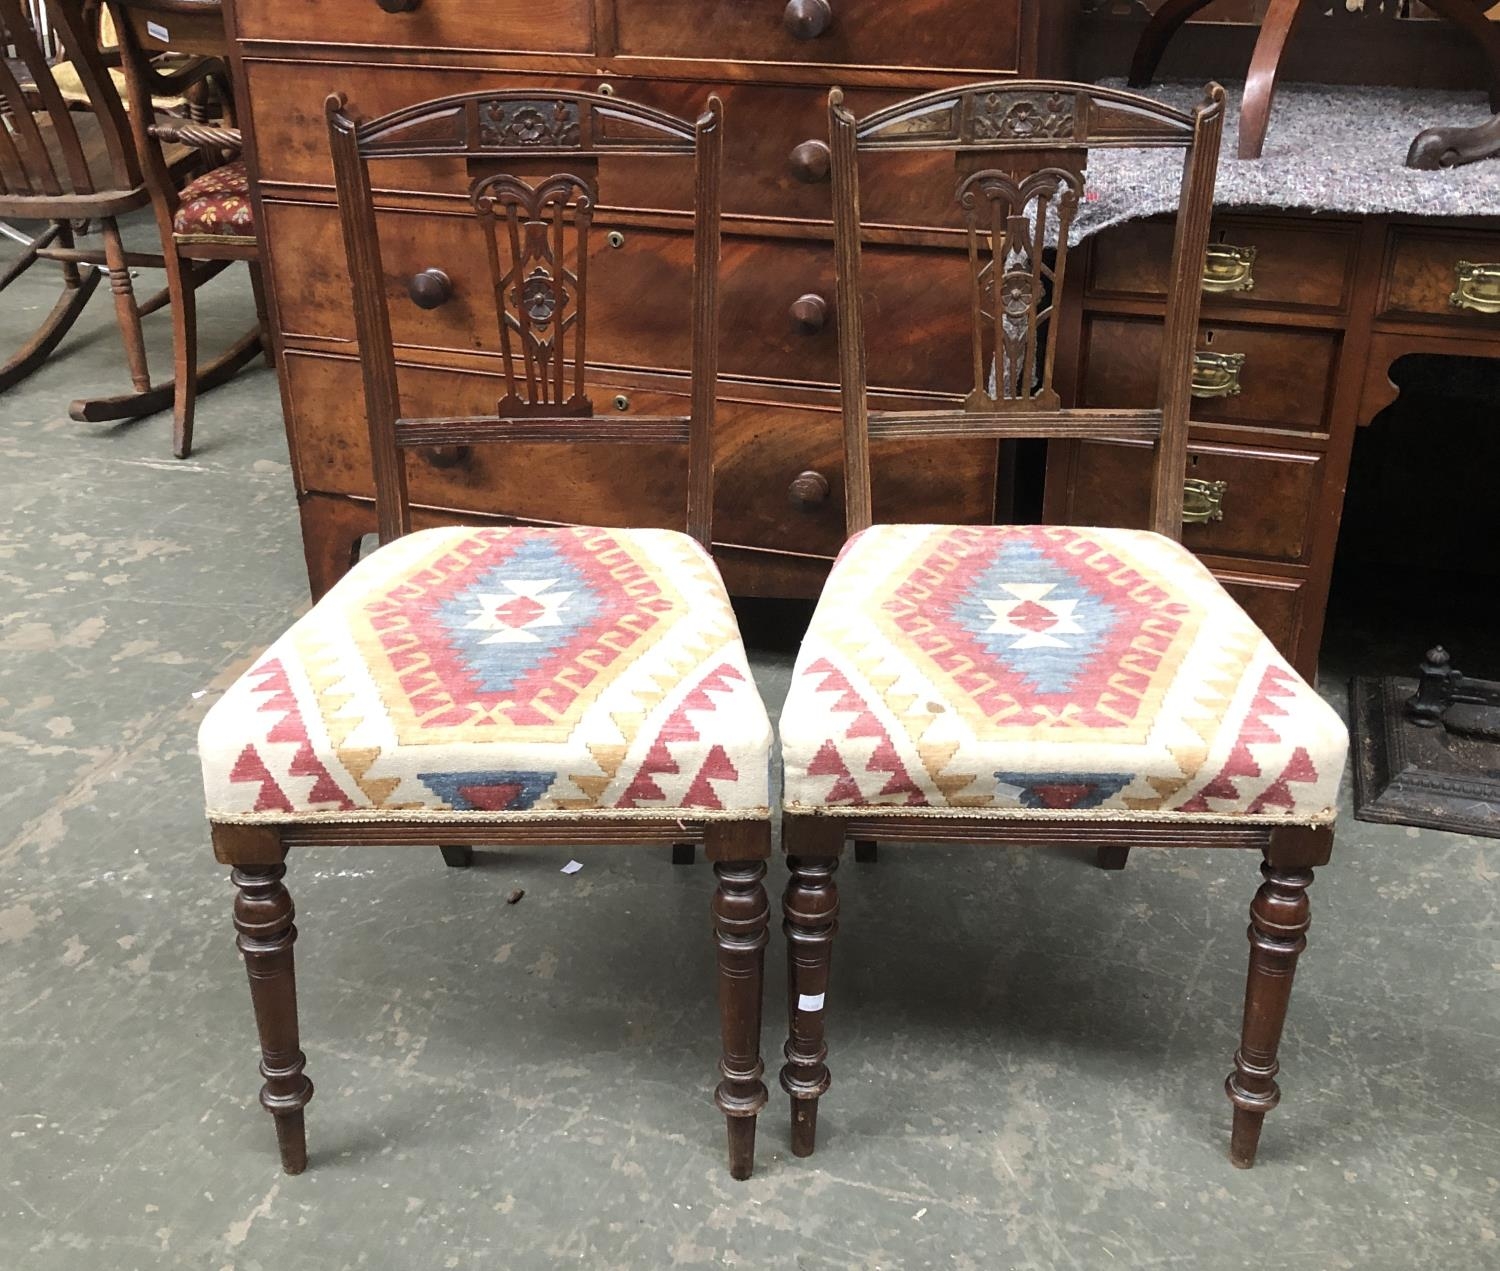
880 526 1196 733
780 523 1347 823
359 527 680 738
199 526 772 821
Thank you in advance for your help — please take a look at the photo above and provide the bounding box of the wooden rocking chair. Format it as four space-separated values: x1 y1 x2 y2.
0 0 262 455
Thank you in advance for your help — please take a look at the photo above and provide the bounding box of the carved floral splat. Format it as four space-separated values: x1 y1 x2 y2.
476 99 582 149
470 172 594 416
957 167 1082 411
971 91 1074 143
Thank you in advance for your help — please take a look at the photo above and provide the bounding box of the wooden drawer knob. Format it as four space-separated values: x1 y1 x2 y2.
376 0 421 11
788 139 831 184
783 0 832 38
788 469 831 507
790 293 828 333
421 445 470 469
407 268 452 310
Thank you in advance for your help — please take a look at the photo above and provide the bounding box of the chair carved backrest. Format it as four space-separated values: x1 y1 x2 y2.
0 0 139 206
326 89 724 549
828 80 1226 542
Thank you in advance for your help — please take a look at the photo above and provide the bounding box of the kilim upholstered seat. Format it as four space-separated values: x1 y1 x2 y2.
205 88 776 1183
780 523 1344 822
775 81 1349 1172
201 525 771 822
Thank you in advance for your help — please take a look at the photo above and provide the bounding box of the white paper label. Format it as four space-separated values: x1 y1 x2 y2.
146 19 169 42
797 993 825 1012
560 859 583 875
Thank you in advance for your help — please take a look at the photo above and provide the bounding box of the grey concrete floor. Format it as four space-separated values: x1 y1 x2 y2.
2 232 1500 1271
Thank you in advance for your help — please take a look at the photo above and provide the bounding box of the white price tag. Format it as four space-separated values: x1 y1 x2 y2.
797 992 825 1012
146 19 169 42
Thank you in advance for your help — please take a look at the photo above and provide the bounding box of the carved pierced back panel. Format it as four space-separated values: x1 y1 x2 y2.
471 172 595 417
328 87 724 546
958 167 1081 412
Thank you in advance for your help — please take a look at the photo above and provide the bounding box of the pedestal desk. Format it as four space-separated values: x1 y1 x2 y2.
1047 83 1500 680
1048 206 1500 680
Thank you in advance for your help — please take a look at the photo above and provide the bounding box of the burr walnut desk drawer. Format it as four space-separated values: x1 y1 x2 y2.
280 352 995 560
1057 437 1323 566
1381 227 1500 325
265 200 973 393
1077 314 1339 436
1213 572 1307 657
1084 215 1357 315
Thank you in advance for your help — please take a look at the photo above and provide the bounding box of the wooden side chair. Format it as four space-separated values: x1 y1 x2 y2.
198 88 776 1180
110 0 265 458
776 81 1350 1169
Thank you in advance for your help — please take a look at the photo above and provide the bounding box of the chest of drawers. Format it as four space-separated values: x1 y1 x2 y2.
224 0 1080 598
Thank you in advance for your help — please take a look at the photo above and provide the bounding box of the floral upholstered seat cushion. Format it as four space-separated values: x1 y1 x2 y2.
199 526 773 822
172 159 254 239
780 524 1347 824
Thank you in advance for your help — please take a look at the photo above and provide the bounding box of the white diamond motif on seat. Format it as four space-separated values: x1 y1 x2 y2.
464 578 573 645
983 583 1085 650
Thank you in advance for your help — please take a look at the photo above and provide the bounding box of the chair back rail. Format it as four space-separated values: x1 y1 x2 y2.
0 0 139 204
326 88 724 549
828 79 1226 541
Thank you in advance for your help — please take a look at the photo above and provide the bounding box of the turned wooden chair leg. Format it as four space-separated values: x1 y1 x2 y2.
232 863 314 1174
165 250 198 459
853 839 877 863
1226 857 1313 1168
711 859 769 1180
673 842 696 865
99 217 152 394
780 854 839 1157
1096 845 1130 871
248 260 276 368
438 845 473 867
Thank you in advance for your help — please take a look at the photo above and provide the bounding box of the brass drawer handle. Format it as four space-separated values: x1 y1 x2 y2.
784 0 832 39
1182 478 1227 525
1202 243 1256 294
1451 261 1500 315
1191 350 1245 398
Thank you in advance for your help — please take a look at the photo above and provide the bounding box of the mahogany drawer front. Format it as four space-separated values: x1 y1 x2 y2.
244 59 962 229
614 0 1023 72
1079 314 1338 435
1382 227 1500 325
265 201 973 393
233 0 594 54
282 353 996 558
1060 438 1322 565
1212 571 1305 662
1085 217 1355 314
